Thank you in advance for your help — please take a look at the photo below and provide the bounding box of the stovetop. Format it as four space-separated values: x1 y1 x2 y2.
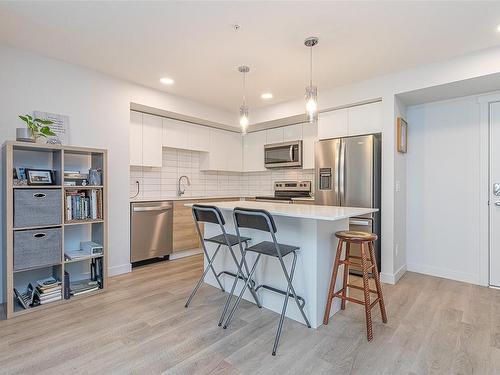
255 180 312 201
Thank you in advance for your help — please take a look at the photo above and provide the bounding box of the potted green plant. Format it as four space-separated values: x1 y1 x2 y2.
17 115 56 143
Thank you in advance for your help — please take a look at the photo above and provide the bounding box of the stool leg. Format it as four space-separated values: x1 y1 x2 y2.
323 239 343 325
369 241 387 324
341 242 350 310
360 242 373 341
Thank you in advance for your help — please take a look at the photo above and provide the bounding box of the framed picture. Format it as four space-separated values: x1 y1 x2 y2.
397 117 408 153
25 169 55 185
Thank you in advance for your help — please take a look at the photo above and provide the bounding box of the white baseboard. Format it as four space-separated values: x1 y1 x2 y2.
380 264 407 285
407 263 479 285
108 263 132 277
170 248 203 260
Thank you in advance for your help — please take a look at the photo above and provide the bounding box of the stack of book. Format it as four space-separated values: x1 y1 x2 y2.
70 279 99 296
65 189 102 221
34 277 62 305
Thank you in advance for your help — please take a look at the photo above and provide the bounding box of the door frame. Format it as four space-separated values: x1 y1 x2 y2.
478 91 500 287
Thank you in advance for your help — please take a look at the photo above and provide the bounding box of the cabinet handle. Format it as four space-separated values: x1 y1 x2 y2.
33 193 46 198
33 233 46 238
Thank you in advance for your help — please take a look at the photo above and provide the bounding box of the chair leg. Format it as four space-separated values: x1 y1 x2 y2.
341 242 350 310
323 239 344 325
272 251 297 356
369 242 387 324
360 242 373 341
228 243 261 308
223 254 261 329
185 244 223 308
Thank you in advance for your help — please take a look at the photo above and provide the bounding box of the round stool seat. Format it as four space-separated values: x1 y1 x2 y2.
335 230 378 242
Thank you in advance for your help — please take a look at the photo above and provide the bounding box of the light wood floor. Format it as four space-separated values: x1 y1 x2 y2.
1 254 500 375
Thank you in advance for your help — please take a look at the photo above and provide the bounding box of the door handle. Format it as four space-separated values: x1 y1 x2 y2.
349 219 371 226
495 202 500 207
133 206 172 212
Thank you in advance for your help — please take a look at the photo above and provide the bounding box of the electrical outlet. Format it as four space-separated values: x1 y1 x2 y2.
395 180 401 192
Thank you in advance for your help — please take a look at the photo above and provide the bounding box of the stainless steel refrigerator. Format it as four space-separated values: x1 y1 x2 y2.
315 134 381 271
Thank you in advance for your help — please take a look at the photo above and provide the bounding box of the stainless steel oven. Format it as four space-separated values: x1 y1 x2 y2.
264 140 302 168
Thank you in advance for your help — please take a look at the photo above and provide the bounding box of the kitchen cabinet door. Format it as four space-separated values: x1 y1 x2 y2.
318 108 349 140
188 124 210 152
142 113 163 167
302 122 317 169
129 111 143 166
200 129 242 171
226 131 243 171
266 127 284 144
243 131 267 172
348 101 382 136
283 124 303 141
163 117 189 150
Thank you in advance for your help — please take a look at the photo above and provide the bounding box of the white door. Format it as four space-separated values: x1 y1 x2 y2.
490 101 500 286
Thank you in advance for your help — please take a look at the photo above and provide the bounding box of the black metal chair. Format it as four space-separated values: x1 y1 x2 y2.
184 204 261 311
222 207 311 356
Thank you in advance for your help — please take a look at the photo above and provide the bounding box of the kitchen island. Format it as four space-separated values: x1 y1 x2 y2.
185 200 377 329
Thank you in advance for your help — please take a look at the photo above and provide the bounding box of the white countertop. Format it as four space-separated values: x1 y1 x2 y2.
185 200 377 221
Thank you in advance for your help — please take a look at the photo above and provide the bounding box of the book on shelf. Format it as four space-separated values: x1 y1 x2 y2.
34 277 62 304
70 279 100 296
65 188 102 221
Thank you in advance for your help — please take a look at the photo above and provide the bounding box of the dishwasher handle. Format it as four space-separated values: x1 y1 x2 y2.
133 205 172 212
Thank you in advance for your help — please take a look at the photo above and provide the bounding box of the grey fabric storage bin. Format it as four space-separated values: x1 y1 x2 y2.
14 188 62 228
14 227 62 271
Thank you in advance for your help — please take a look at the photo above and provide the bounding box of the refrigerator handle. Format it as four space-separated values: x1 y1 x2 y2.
339 139 345 206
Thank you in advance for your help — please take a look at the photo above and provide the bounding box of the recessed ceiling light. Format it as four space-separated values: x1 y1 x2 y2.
261 93 273 99
159 77 174 85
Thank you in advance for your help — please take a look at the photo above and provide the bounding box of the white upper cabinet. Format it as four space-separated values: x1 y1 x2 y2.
142 113 163 167
283 124 303 142
348 101 382 136
302 122 317 170
318 108 349 140
162 117 188 150
187 124 210 152
318 102 382 140
200 128 242 172
243 131 267 172
266 127 284 144
129 111 143 166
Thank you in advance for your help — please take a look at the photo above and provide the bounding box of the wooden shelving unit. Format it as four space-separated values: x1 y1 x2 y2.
2 141 108 319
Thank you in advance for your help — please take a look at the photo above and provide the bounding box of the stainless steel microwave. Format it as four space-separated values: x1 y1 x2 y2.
264 140 303 168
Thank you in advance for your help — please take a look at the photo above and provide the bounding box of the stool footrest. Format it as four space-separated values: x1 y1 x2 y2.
255 283 306 309
332 290 382 310
217 270 256 288
340 259 375 270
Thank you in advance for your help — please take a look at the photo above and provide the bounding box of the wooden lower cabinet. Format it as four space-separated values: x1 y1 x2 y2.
172 198 240 252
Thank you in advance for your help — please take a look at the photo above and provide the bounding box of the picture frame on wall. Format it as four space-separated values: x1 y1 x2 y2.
397 117 408 153
25 169 55 185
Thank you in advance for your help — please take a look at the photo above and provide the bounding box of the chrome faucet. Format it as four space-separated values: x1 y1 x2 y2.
177 175 191 196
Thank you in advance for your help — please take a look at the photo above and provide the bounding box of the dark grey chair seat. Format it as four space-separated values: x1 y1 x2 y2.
206 233 251 247
246 241 299 257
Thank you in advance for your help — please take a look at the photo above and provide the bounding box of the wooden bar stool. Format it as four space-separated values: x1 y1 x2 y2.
323 230 387 341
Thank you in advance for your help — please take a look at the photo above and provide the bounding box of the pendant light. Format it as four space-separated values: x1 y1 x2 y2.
304 37 319 123
238 65 250 134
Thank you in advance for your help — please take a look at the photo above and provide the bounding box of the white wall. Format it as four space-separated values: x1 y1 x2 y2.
250 45 500 283
406 96 482 284
0 45 237 303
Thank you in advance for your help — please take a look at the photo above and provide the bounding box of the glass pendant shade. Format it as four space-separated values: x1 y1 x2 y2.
305 85 318 123
239 105 249 133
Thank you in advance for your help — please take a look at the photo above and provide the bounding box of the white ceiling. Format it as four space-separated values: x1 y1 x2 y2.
1 1 500 113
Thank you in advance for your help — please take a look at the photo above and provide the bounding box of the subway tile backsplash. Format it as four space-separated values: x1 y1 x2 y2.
130 148 314 200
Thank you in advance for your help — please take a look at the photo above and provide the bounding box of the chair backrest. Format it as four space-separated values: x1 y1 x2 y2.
192 204 225 226
233 207 277 233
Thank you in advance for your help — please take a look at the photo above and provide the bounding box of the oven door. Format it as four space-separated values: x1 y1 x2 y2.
264 141 302 168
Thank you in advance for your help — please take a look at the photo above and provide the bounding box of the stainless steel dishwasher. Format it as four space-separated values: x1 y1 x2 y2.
131 201 173 263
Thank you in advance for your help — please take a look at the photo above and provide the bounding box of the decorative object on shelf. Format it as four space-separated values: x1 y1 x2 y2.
397 117 408 153
304 36 319 123
17 114 56 143
25 168 55 185
238 65 250 134
88 168 103 186
33 111 70 145
64 171 89 186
